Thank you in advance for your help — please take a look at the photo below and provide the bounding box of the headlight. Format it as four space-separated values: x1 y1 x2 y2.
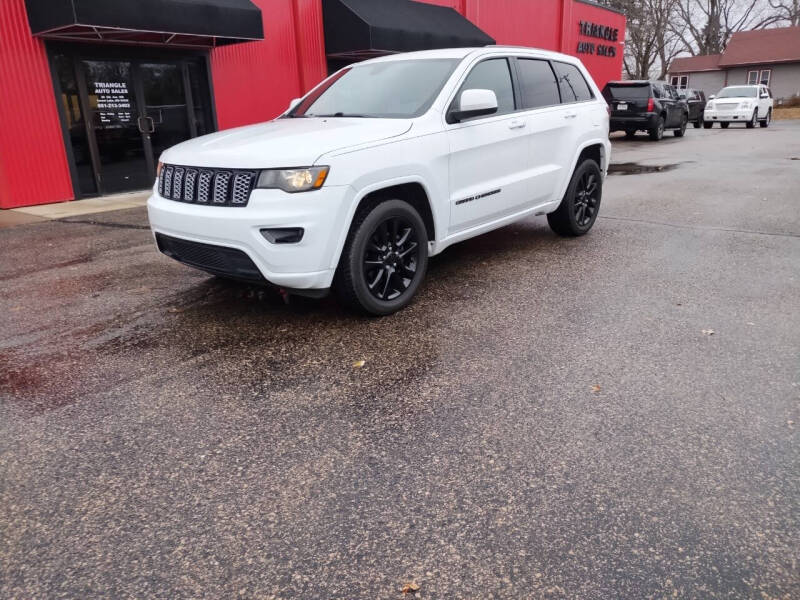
740 101 752 108
706 102 714 110
256 166 329 193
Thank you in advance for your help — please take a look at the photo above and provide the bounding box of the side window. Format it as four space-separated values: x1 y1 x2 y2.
652 84 662 98
516 58 560 109
456 58 515 117
552 62 593 103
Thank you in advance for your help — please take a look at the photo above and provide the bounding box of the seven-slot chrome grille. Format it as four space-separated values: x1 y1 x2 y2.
159 164 257 207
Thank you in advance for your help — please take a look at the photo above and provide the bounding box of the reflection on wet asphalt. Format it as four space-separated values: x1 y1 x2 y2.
2 123 799 599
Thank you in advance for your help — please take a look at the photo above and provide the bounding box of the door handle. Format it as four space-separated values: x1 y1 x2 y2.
509 120 527 129
564 112 578 119
137 116 155 134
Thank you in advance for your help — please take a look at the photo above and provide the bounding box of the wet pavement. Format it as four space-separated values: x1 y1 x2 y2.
2 122 799 599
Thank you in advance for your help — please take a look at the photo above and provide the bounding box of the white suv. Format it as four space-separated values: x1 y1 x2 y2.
148 47 610 315
703 84 773 128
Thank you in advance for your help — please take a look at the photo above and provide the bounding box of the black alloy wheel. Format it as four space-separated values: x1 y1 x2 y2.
573 170 600 227
362 217 420 301
547 159 603 237
335 199 428 315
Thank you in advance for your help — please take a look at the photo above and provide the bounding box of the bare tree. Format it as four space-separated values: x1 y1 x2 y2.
604 0 684 79
767 0 800 25
674 0 781 55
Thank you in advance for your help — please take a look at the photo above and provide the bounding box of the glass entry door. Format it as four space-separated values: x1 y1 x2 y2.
139 63 193 171
81 60 151 193
52 50 214 197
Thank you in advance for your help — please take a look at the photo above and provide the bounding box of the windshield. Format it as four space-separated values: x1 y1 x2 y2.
603 84 650 102
717 86 758 98
290 59 460 119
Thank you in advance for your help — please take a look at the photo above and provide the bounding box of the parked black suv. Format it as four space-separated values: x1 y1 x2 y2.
677 88 707 128
602 81 689 141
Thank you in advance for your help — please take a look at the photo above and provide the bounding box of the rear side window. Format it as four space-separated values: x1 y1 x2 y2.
458 58 515 116
516 58 560 109
552 62 593 103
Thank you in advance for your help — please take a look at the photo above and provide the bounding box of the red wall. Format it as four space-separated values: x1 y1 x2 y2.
419 0 625 89
211 0 624 132
0 0 73 208
0 0 623 208
210 0 327 130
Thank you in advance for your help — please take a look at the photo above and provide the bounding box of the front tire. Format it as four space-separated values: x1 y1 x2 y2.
720 122 730 129
334 199 428 316
760 109 771 127
746 109 758 128
693 118 701 129
703 121 713 129
649 116 665 141
547 159 602 237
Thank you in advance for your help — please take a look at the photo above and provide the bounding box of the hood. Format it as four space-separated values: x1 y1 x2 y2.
160 117 412 168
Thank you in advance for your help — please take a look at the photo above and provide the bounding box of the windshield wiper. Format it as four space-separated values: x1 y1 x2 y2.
308 112 371 118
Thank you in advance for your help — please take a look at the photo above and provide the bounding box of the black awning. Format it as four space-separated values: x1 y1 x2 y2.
25 0 263 47
323 0 495 59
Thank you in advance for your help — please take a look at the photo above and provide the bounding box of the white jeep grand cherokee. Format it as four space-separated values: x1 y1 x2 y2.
148 47 610 315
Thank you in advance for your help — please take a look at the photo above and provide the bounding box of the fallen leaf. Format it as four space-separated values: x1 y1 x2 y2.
702 329 715 336
591 384 601 393
353 360 366 368
401 583 420 594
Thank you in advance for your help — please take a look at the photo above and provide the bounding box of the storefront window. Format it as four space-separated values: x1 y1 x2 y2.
53 55 97 195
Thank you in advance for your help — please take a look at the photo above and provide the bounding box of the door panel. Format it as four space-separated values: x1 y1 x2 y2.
446 57 529 233
447 116 528 233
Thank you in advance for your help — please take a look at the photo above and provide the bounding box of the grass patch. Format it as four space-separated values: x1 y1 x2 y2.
774 107 800 120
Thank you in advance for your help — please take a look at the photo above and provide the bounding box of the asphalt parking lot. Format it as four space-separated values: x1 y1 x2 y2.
2 121 799 599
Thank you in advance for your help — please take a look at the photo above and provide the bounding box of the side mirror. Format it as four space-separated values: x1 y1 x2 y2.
708 95 716 100
760 93 769 98
451 89 498 122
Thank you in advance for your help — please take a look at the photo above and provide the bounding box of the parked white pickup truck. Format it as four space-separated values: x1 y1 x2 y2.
148 46 611 315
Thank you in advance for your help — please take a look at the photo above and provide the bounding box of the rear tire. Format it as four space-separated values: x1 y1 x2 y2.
334 199 428 316
693 119 701 129
547 159 602 237
746 109 758 128
760 109 771 127
674 113 688 137
720 122 730 129
649 116 665 141
703 121 713 129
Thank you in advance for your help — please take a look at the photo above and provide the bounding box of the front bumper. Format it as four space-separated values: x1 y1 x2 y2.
147 184 353 290
704 107 755 122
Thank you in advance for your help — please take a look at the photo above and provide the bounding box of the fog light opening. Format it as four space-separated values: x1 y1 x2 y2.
261 228 304 244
